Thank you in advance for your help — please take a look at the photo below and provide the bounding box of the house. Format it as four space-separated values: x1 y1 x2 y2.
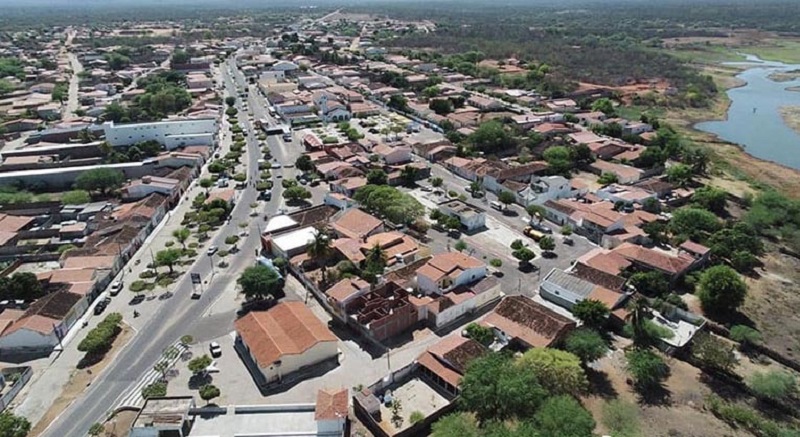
545 98 578 113
347 281 419 342
518 175 576 207
417 335 488 396
102 118 218 149
576 248 633 276
0 291 86 353
330 208 384 240
122 176 182 201
361 232 419 266
438 199 486 232
467 95 503 111
372 144 411 165
481 295 576 349
678 240 711 266
596 184 657 205
265 226 318 259
539 268 629 314
420 276 502 329
129 397 195 437
589 160 644 184
326 277 371 317
481 162 549 194
234 302 339 387
412 140 456 162
330 177 368 197
612 242 698 282
416 252 487 295
315 388 350 435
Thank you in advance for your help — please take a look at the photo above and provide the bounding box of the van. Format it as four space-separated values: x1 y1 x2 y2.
490 201 504 211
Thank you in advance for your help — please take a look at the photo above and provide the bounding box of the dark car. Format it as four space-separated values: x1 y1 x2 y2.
94 297 111 315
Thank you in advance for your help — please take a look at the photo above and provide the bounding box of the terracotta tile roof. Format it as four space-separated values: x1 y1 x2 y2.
331 208 383 240
331 238 365 264
39 268 97 284
68 282 95 296
326 277 369 304
680 240 710 256
3 314 61 336
577 248 632 276
588 286 627 310
315 388 349 420
62 255 116 270
234 302 337 368
612 243 694 275
205 189 235 204
0 214 34 233
570 263 627 291
427 335 488 375
482 296 575 348
418 351 462 388
417 252 484 282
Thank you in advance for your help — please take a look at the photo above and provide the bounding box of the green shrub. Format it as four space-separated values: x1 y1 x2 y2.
130 280 147 292
747 371 797 401
164 241 174 247
730 325 762 346
489 258 503 268
139 270 156 279
622 319 674 340
77 313 123 355
142 381 167 399
601 399 641 437
225 235 240 245
409 411 425 424
625 349 669 389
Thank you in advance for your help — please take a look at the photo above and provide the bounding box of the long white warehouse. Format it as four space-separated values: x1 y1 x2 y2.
103 118 218 149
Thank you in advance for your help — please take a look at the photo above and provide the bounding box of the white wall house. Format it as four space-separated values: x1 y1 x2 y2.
416 253 487 295
103 118 218 149
438 199 486 232
519 175 575 206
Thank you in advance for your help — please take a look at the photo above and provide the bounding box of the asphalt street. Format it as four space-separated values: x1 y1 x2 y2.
40 57 291 437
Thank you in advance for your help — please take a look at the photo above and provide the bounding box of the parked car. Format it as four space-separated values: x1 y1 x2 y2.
109 281 123 296
94 297 111 315
207 246 219 256
209 341 222 358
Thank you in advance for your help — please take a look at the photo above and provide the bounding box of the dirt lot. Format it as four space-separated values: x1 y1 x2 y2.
28 325 134 437
583 346 752 437
98 410 138 437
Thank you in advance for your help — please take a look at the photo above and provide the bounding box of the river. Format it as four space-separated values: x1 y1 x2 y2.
695 54 800 170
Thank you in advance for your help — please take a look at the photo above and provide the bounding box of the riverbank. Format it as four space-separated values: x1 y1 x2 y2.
768 69 800 83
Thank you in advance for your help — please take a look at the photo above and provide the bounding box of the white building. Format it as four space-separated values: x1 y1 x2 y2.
372 144 411 165
416 252 487 295
234 302 339 387
518 175 575 206
438 199 486 232
103 118 218 149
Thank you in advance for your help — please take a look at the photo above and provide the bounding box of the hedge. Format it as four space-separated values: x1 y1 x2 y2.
77 313 123 355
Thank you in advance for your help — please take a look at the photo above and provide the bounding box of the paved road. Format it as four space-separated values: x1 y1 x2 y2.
64 52 83 118
40 57 289 437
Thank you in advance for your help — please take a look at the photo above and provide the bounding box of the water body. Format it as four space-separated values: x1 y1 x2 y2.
696 54 800 170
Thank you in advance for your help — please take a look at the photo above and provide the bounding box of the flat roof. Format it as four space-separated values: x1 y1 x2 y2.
189 405 322 437
542 268 595 300
272 226 318 253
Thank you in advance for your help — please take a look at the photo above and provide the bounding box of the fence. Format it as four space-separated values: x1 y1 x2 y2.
0 366 32 411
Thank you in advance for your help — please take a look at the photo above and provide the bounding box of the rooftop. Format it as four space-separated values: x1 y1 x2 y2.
133 396 194 430
330 208 383 240
482 295 575 348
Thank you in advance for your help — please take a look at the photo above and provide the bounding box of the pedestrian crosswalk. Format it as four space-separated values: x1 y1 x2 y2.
114 341 188 409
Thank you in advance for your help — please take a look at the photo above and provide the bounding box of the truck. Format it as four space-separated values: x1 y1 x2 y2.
523 226 546 242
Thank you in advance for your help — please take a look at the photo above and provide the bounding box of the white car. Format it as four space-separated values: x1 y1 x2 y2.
209 341 222 358
207 246 219 256
109 281 123 296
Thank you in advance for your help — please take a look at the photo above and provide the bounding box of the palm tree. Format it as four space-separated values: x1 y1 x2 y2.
400 165 418 187
365 243 387 272
306 229 332 285
625 297 652 349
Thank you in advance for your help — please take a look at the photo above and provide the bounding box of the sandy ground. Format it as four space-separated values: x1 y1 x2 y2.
769 70 800 83
583 346 752 437
28 325 134 437
779 106 800 135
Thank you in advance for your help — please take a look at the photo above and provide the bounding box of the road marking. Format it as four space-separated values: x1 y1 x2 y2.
112 341 187 409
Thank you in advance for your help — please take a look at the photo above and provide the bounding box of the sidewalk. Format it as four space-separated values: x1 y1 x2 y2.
11 70 241 425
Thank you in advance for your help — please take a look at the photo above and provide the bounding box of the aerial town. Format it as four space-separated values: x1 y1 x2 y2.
0 3 799 437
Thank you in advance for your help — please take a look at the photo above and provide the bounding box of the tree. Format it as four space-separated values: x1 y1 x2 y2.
75 168 125 194
459 353 547 422
469 121 515 153
283 186 312 202
225 96 236 106
629 271 670 297
295 155 314 172
571 143 594 167
497 190 516 206
666 163 693 187
526 204 546 222
103 102 128 122
543 146 573 175
692 186 728 214
534 395 596 437
538 235 555 252
512 247 535 264
172 228 190 249
431 177 443 188
697 265 747 314
199 178 214 193
422 86 441 99
625 348 669 389
564 328 609 364
642 197 661 214
78 313 122 355
388 94 409 112
61 189 91 205
454 240 468 252
669 207 721 242
625 298 653 348
708 223 763 260
572 299 610 330
518 348 588 396
88 422 105 436
643 220 668 246
561 224 573 236
237 265 284 300
597 172 618 185
731 250 758 273
354 185 424 225
465 323 494 346
730 325 762 349
307 230 332 285
747 371 797 401
199 384 221 404
154 360 170 379
429 98 454 115
0 411 31 437
155 248 182 274
591 97 615 116
468 181 483 196
0 79 14 96
400 165 418 187
142 381 167 399
431 413 480 437
0 272 44 301
364 243 387 275
692 332 737 373
188 354 213 375
366 169 388 185
171 49 190 65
